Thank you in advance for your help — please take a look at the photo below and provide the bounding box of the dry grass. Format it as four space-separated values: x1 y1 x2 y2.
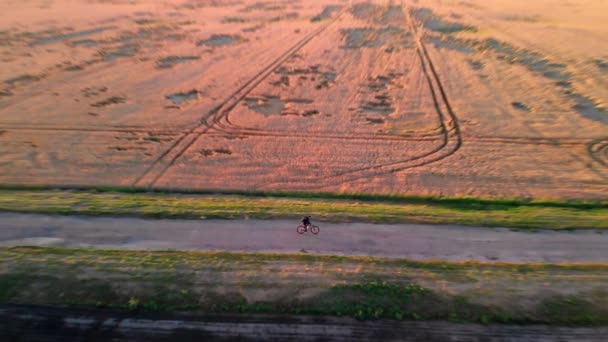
1 246 607 324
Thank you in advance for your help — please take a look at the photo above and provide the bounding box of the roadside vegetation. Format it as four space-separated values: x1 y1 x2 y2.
0 187 606 229
1 247 606 325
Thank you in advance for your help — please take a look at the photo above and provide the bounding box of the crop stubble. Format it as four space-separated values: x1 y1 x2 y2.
0 0 606 199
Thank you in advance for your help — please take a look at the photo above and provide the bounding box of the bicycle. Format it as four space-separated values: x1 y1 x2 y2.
297 224 320 234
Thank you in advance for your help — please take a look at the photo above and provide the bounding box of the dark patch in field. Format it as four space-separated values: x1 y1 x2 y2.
366 118 385 124
29 26 114 45
350 2 380 20
242 24 264 33
502 15 541 23
282 109 320 117
285 98 314 104
0 89 12 97
430 35 606 123
4 74 44 86
376 5 406 26
593 58 608 72
341 27 381 49
200 148 233 157
65 65 84 71
240 2 285 12
91 96 126 107
360 95 395 115
410 8 477 33
316 72 337 90
367 72 403 91
244 95 285 116
468 59 484 70
477 39 606 123
479 39 569 80
511 102 530 112
428 36 474 54
311 5 342 22
340 26 411 49
222 17 248 24
157 55 200 69
143 135 174 143
350 2 407 26
270 75 290 87
428 36 473 54
65 59 100 72
71 39 99 47
568 94 608 124
82 86 108 97
197 34 245 47
269 13 299 22
275 65 320 76
99 43 139 62
165 89 201 106
301 110 319 117
245 94 320 117
273 64 337 90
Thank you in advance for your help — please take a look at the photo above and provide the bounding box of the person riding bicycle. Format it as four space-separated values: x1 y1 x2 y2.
301 216 311 228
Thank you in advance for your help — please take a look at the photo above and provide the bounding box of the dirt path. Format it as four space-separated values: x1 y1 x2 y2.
1 213 607 262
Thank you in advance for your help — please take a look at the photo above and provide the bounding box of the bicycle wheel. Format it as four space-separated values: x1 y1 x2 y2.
310 225 320 234
296 225 306 234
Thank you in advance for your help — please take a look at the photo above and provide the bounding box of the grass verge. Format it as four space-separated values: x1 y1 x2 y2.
0 188 606 229
1 247 607 325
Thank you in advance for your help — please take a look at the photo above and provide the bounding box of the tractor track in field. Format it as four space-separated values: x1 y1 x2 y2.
104 1 601 190
161 2 462 190
3 1 601 192
275 1 463 188
209 41 443 141
443 10 608 178
205 16 445 143
130 8 348 189
0 125 176 134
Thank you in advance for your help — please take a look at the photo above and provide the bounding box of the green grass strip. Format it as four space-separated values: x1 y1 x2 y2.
0 188 606 229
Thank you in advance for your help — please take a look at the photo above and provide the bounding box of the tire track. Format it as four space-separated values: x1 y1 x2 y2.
131 9 348 188
138 1 463 190
208 19 445 142
191 2 461 190
588 138 608 167
443 12 608 179
205 129 445 142
264 1 463 189
0 125 172 134
463 135 595 146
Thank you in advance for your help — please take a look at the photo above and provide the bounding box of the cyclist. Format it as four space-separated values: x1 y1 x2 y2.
301 216 312 229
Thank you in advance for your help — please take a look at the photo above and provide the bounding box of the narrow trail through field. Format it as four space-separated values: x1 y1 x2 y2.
1 213 606 262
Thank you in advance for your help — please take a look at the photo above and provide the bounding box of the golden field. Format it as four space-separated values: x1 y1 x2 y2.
0 0 606 199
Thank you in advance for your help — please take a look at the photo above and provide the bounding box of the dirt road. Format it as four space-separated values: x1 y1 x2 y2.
1 213 606 262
